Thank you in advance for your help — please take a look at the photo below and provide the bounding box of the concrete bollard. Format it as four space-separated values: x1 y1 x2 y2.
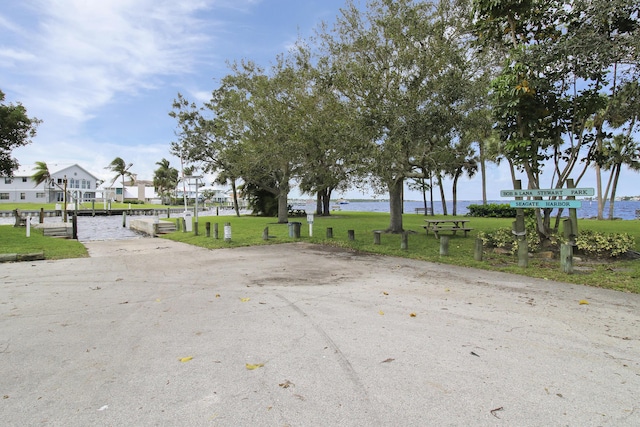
373 231 381 245
263 227 269 240
439 235 450 256
474 238 483 261
206 222 211 238
348 230 355 241
326 227 333 238
293 222 301 238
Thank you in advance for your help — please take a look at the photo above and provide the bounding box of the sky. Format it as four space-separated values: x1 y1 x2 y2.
1 0 637 202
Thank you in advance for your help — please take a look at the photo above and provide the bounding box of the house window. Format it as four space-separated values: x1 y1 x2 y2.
22 177 28 182
57 178 63 184
0 193 9 200
36 193 45 198
4 178 12 184
20 193 25 200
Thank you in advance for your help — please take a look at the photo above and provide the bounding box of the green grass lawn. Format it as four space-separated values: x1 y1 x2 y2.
2 206 638 293
0 225 88 260
161 211 640 294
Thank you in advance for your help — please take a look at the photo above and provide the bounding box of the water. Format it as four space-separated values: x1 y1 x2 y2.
1 208 248 242
332 200 640 220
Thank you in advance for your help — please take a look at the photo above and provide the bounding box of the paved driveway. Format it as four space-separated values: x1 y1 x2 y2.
1 239 639 426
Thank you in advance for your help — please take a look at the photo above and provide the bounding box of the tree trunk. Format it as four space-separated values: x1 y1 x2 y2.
231 180 240 217
323 188 332 216
595 124 605 220
608 164 621 220
277 190 289 224
387 178 404 233
452 174 459 216
437 174 448 216
479 142 487 205
316 191 323 215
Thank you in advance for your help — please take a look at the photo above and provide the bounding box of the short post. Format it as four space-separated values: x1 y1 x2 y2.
167 208 171 219
326 227 333 239
474 238 483 261
175 218 181 231
26 217 31 237
205 222 211 238
373 231 381 245
92 200 95 217
214 223 219 239
293 222 301 238
439 235 450 256
122 212 126 227
348 230 355 241
182 218 186 232
561 243 573 274
401 232 408 251
39 208 44 224
72 214 78 239
224 222 231 242
194 222 199 236
517 240 529 268
216 207 219 216
262 227 269 240
563 218 575 246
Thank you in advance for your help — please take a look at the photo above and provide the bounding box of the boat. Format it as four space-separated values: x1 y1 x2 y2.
337 199 349 205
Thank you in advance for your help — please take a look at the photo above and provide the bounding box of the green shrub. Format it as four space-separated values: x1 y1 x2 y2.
478 217 541 254
467 203 518 218
575 230 635 258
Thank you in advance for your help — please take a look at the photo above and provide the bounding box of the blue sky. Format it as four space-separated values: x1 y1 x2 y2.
1 0 637 201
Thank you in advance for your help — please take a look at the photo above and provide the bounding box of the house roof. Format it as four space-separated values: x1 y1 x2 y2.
7 163 99 181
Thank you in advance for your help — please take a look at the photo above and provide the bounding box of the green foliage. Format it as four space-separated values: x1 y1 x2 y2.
478 216 540 254
0 89 41 176
575 230 635 258
467 203 517 217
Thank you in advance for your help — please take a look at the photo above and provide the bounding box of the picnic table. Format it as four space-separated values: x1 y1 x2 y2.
422 219 473 239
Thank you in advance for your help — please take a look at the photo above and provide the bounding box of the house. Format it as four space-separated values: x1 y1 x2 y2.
98 176 161 204
0 164 99 204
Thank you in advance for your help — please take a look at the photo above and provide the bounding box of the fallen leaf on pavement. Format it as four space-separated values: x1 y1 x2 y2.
179 356 193 363
579 299 589 305
240 297 250 302
246 363 264 370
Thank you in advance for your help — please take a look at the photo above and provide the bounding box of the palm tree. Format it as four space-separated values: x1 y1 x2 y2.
105 157 134 202
602 135 640 219
153 158 179 204
32 161 63 203
447 142 479 216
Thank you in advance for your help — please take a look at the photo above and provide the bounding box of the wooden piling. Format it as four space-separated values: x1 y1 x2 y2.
474 238 483 261
373 231 381 245
348 230 355 241
439 235 450 256
561 243 573 274
326 227 333 238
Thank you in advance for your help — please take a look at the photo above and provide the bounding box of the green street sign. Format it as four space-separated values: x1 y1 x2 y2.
509 200 583 209
500 188 594 197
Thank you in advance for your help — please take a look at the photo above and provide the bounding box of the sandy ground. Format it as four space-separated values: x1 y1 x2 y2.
1 238 639 426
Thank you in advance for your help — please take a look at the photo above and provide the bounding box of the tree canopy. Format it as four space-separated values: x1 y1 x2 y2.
0 90 41 176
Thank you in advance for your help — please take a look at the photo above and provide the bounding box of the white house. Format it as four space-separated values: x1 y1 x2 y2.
98 178 161 204
0 164 99 204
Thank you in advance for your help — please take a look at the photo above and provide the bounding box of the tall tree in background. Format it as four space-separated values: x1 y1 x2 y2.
105 157 134 202
323 0 476 232
153 158 179 204
0 90 41 176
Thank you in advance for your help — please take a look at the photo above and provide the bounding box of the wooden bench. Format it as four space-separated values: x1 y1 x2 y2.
415 207 433 215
